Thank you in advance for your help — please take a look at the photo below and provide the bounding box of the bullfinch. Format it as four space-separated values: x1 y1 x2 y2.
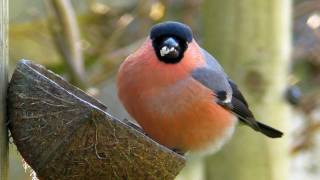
117 21 283 154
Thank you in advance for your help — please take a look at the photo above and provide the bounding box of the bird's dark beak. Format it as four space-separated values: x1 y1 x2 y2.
158 37 181 59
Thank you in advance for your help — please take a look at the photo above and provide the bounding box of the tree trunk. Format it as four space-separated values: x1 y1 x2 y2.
202 1 291 180
0 0 9 179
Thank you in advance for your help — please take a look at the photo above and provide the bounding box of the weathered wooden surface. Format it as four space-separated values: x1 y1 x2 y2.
7 60 185 180
0 0 9 179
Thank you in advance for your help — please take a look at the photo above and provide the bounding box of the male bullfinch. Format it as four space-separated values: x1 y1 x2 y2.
117 21 283 154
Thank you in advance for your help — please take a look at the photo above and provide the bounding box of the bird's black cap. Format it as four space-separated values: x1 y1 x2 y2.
150 21 193 43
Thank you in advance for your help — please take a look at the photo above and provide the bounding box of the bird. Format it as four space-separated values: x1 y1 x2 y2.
117 21 283 154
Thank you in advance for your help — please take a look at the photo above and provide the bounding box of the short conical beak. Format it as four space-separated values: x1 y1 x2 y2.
159 37 180 58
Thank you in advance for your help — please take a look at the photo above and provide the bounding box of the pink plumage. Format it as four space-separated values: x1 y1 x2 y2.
117 39 236 152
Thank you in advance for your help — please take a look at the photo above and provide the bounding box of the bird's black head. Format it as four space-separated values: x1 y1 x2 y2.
150 21 193 64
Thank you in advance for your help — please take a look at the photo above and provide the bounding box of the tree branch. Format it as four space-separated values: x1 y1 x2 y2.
0 0 9 179
45 0 87 89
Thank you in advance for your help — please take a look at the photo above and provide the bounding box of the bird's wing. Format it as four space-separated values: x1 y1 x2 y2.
228 80 283 138
191 48 283 138
192 48 233 105
192 66 233 104
228 79 248 107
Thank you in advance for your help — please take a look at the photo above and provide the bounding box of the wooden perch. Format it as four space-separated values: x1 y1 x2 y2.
7 60 185 180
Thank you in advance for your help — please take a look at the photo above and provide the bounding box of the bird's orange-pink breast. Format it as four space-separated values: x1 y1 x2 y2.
117 39 234 151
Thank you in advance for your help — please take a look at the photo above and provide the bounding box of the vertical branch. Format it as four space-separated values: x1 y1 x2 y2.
46 0 87 89
0 0 8 179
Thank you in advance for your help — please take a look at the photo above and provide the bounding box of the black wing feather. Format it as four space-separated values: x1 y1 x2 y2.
230 97 260 131
228 79 248 107
227 80 283 138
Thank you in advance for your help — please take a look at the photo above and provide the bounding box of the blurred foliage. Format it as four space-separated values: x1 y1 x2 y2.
9 0 202 86
292 0 320 153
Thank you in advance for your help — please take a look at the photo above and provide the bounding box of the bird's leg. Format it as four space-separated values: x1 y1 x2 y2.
172 148 186 156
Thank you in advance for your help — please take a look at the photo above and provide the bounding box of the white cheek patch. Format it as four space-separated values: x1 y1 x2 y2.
160 46 175 57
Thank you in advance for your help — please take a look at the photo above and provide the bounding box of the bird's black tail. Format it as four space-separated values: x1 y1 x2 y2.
256 121 283 138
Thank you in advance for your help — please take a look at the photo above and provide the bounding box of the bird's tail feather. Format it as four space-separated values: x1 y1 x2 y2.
256 121 283 138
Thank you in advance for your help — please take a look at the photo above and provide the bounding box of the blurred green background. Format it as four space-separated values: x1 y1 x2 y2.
7 0 320 179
